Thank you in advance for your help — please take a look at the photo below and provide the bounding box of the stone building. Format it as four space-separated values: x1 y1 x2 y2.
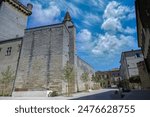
95 69 120 88
0 0 32 95
0 0 32 41
120 49 144 80
0 0 94 97
109 69 120 85
137 61 150 88
135 0 150 88
0 38 22 95
95 71 111 88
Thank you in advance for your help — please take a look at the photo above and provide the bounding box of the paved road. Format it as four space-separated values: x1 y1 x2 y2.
0 89 118 100
72 89 150 100
123 90 150 100
72 90 117 100
1 89 150 100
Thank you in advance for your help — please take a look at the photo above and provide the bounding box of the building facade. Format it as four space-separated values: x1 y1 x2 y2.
120 50 144 80
137 61 150 88
0 0 94 96
109 69 120 85
95 71 111 88
135 0 150 88
0 38 22 95
95 69 120 88
0 0 32 41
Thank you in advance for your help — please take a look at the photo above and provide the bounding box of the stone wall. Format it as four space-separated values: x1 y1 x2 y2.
120 54 129 80
0 23 95 96
14 24 70 94
76 56 95 91
0 1 28 41
120 50 144 80
64 22 77 93
137 61 150 88
126 55 144 78
0 38 22 95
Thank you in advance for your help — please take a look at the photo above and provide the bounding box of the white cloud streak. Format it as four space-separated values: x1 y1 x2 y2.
102 1 135 33
101 18 122 32
77 29 92 42
82 13 101 26
92 33 135 56
31 2 60 25
77 1 136 59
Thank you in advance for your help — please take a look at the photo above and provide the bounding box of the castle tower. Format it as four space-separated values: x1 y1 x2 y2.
63 11 76 65
0 0 32 41
13 11 71 96
63 11 77 92
10 11 94 97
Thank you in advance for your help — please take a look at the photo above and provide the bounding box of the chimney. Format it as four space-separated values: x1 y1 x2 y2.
27 3 33 11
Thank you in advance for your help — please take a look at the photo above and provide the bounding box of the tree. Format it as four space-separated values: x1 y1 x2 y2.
92 74 101 89
119 79 130 89
63 62 74 96
92 74 109 89
129 75 141 89
81 72 89 91
0 66 15 96
129 75 141 83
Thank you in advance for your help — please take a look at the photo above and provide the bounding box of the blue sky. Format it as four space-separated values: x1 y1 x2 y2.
21 0 139 71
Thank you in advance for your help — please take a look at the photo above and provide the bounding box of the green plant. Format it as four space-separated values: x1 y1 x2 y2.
63 62 75 96
0 66 15 96
81 72 89 91
92 74 108 88
119 79 130 90
49 91 58 97
129 75 141 83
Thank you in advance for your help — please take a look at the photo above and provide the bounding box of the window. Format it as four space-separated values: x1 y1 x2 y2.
6 47 12 56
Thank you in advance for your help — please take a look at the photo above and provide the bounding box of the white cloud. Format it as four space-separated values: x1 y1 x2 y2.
20 0 31 5
66 2 82 18
21 0 82 26
77 29 135 58
77 29 96 51
103 1 130 19
101 1 136 33
82 20 92 26
30 1 60 25
101 18 122 32
91 0 106 9
72 0 85 4
124 27 136 34
56 0 82 18
77 29 92 42
127 8 135 20
92 33 135 56
85 13 100 22
83 13 101 26
20 0 61 26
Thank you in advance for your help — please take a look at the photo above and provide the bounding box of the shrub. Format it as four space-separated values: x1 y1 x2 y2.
49 91 58 97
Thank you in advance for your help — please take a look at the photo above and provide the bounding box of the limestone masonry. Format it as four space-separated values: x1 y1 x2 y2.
0 0 94 96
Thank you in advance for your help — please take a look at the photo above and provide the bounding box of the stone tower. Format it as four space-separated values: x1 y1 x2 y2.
63 11 76 64
0 0 32 41
13 11 77 96
63 11 77 92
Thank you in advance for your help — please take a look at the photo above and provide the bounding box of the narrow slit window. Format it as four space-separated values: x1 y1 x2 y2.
6 47 12 56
